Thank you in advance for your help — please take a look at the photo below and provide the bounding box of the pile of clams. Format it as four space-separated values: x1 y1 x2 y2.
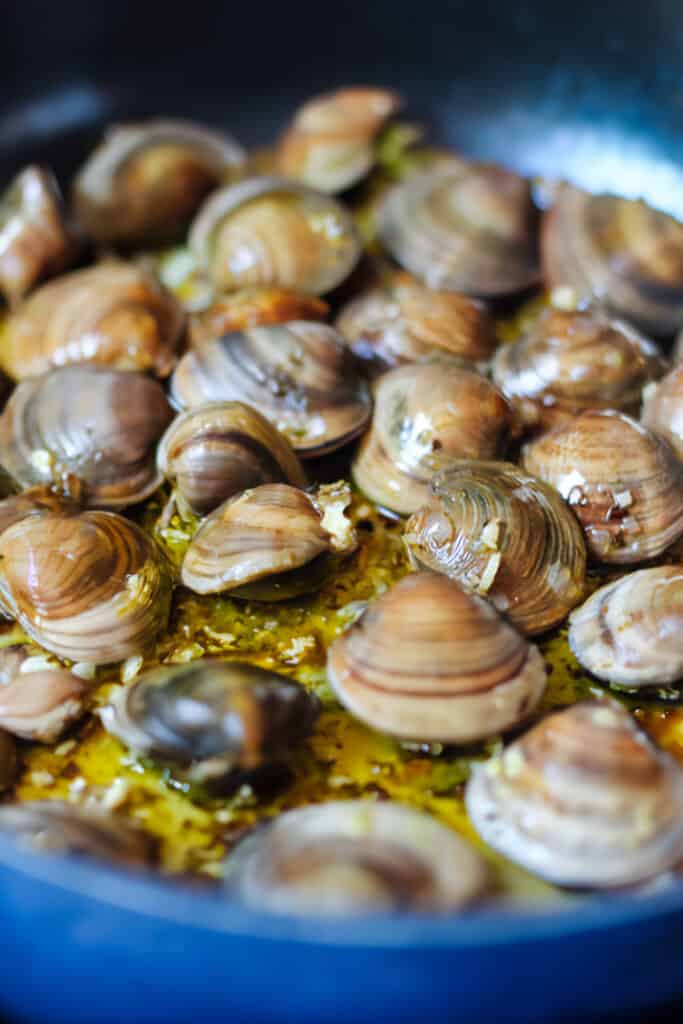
0 86 683 920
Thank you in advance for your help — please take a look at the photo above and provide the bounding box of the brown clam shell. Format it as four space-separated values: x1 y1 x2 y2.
642 365 683 461
327 572 546 743
352 360 516 516
0 646 86 742
192 288 329 340
521 410 683 563
467 700 683 888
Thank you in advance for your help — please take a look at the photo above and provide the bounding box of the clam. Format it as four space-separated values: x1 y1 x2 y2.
73 119 245 245
352 360 516 516
192 288 328 340
158 401 307 517
0 731 17 792
0 646 87 742
521 410 683 563
542 183 683 334
404 461 586 636
0 483 81 537
327 572 546 743
101 659 319 786
0 365 173 509
0 166 73 308
493 307 666 432
277 86 401 194
170 321 371 457
0 508 172 664
642 365 683 460
0 801 156 868
0 262 186 380
377 160 539 297
189 176 361 295
225 800 489 916
181 481 356 600
467 700 683 888
568 565 683 689
335 271 497 375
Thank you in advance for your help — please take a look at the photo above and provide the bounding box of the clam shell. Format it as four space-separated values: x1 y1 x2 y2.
568 565 683 688
327 572 546 743
0 645 86 742
157 401 307 517
493 307 666 432
0 166 73 308
73 119 245 245
225 800 489 916
0 365 173 509
404 461 586 635
192 288 328 340
336 271 497 375
278 87 401 193
170 321 371 457
352 360 515 516
642 365 683 461
1 262 186 380
189 176 361 295
378 161 539 297
542 184 683 334
467 700 683 887
181 483 333 596
521 410 683 563
0 509 172 664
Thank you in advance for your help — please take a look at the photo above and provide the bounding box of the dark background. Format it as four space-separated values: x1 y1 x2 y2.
1 1 683 1021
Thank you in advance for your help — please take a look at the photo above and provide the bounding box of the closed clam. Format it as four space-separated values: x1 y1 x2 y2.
0 801 156 868
1 262 186 380
277 86 401 194
493 307 666 432
336 271 497 375
467 700 683 888
181 481 355 599
192 288 328 340
0 483 81 537
568 565 683 689
0 166 73 308
327 572 546 743
225 800 489 916
642 365 683 460
0 731 17 792
378 160 539 297
404 461 586 635
170 321 371 457
158 401 307 517
0 508 172 664
352 360 516 516
73 119 245 245
101 659 319 786
0 646 87 742
0 365 173 509
189 176 361 295
542 183 683 334
522 410 683 563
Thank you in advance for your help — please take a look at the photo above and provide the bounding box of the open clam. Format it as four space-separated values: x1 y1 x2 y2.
0 166 73 308
0 365 173 509
378 160 539 297
404 461 586 635
336 270 497 375
0 262 186 380
493 307 666 432
568 565 683 689
189 176 361 295
327 572 546 743
0 646 86 742
522 410 683 563
0 508 172 664
352 360 516 516
101 659 319 786
73 119 245 245
642 365 683 461
277 86 401 194
542 183 683 334
170 321 371 457
467 700 683 888
158 401 307 518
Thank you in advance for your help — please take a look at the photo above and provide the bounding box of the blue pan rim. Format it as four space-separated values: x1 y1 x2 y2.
3 830 683 949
